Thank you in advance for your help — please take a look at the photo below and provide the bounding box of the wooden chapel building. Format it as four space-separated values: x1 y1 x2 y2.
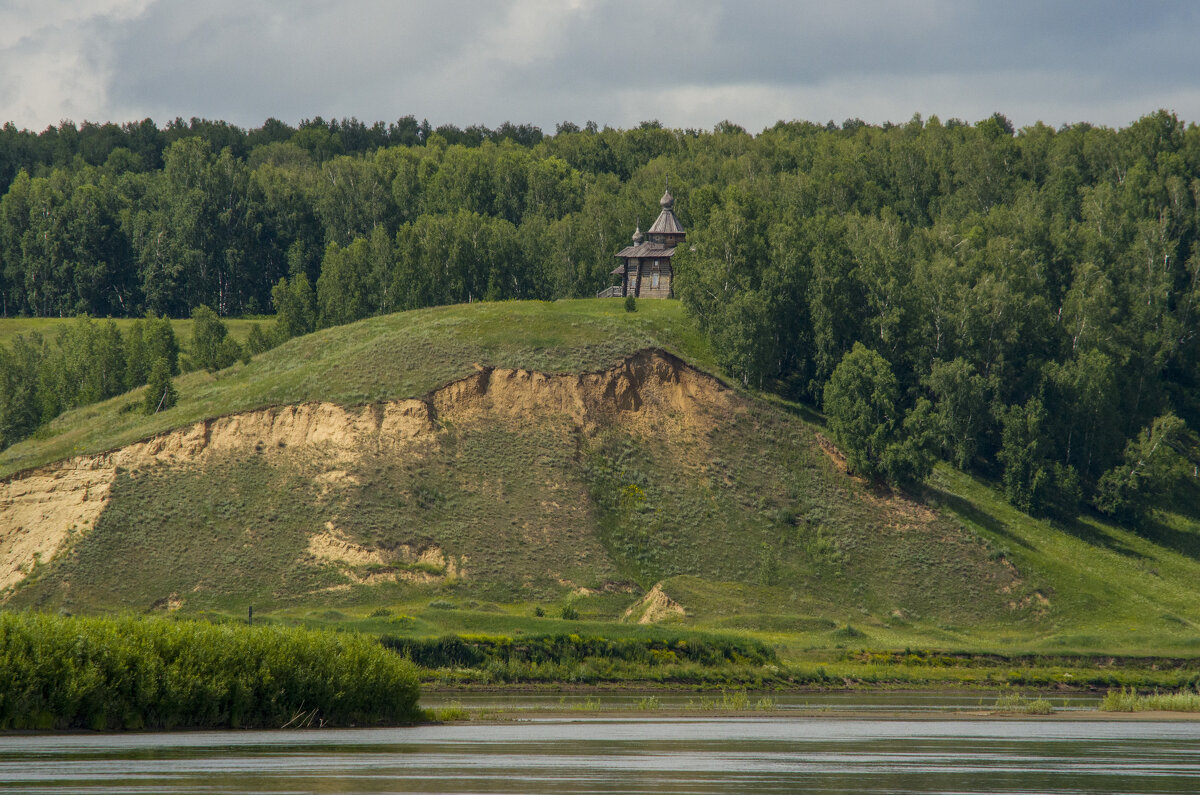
601 187 686 299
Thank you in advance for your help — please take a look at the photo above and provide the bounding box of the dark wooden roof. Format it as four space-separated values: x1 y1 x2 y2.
647 188 685 236
647 208 684 235
614 241 677 259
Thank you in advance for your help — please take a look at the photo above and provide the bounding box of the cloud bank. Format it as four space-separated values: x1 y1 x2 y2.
2 0 1198 132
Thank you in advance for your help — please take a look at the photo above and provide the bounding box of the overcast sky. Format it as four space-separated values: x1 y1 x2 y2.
2 0 1199 134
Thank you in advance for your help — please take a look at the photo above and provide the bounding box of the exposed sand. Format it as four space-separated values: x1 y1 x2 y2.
0 463 112 590
622 582 686 624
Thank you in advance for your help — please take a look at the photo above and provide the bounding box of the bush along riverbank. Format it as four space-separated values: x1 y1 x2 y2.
0 612 421 731
381 632 781 685
1101 687 1200 712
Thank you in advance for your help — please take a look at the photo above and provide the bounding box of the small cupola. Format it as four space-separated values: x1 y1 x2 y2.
647 180 685 245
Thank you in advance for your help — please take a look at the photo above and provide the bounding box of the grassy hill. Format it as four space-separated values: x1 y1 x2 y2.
0 301 712 477
3 299 1200 661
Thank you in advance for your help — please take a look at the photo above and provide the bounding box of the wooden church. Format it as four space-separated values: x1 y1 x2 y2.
599 187 685 299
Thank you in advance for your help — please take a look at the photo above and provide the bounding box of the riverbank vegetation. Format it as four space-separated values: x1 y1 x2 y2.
0 612 420 730
158 604 1200 692
993 692 1055 714
382 631 778 686
1100 686 1200 712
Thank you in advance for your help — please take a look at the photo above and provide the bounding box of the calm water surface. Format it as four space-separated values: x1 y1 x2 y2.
2 715 1199 794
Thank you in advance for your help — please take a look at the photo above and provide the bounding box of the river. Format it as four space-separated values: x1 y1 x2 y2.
3 710 1200 793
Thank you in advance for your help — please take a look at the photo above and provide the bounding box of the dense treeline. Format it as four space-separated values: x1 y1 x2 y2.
0 315 186 447
0 114 667 317
0 612 420 730
673 111 1200 520
0 308 269 448
0 111 1197 522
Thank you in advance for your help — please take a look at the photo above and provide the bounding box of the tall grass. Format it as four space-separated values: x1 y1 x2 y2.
1101 686 1200 712
991 692 1054 714
0 612 420 730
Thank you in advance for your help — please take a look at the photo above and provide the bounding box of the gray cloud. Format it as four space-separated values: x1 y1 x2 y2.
3 0 1199 132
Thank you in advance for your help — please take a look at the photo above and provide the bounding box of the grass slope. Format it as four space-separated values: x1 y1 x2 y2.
923 467 1200 655
5 299 1200 660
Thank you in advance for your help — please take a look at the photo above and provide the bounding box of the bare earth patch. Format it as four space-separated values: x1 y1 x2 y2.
622 582 686 624
0 463 112 592
305 525 467 590
307 523 389 567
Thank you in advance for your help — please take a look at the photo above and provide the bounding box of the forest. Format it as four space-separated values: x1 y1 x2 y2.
0 111 1197 524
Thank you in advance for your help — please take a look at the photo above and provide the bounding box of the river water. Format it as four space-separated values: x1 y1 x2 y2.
3 713 1200 794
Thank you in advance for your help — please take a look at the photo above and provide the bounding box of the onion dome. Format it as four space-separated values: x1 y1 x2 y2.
632 225 644 244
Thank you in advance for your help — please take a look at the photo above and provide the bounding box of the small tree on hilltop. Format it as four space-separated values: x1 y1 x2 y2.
245 323 273 355
143 315 180 378
190 305 242 372
143 357 177 414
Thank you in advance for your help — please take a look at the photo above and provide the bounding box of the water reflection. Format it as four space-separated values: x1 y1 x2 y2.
2 717 1199 794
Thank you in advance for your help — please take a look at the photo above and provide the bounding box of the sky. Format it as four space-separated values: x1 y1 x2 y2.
2 0 1199 134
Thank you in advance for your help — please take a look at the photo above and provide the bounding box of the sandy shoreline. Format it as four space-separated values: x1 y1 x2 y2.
419 685 1200 722
434 707 1200 722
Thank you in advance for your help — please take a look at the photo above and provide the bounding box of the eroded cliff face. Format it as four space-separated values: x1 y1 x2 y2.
0 466 112 590
0 349 734 597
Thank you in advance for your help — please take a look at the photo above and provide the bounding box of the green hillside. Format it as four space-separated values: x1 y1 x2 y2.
3 300 1200 660
0 300 711 477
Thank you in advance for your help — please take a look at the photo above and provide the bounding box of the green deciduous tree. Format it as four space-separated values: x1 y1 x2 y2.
244 322 273 355
923 358 990 469
1094 413 1186 522
126 313 180 393
316 238 374 327
0 333 44 447
190 304 241 372
143 356 177 414
823 343 898 479
997 397 1082 519
270 274 317 341
823 343 931 483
